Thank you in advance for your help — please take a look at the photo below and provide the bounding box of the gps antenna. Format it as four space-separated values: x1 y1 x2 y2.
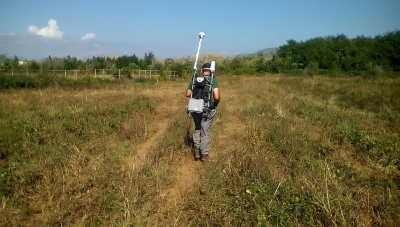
193 32 205 72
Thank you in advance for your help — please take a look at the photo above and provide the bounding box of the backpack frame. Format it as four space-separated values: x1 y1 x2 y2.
187 73 214 113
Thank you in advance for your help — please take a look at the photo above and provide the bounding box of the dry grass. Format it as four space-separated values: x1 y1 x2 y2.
175 75 400 226
0 82 159 226
0 75 399 226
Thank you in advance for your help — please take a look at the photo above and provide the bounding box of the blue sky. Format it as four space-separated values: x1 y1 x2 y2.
1 0 399 60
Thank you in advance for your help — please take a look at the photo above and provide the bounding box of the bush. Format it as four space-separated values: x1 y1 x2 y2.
0 74 39 89
233 69 244 75
121 67 132 78
134 77 157 84
0 73 115 89
304 62 319 77
243 68 257 75
363 63 384 78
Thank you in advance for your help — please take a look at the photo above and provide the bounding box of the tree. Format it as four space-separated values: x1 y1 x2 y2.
115 55 132 69
255 52 266 72
40 61 50 72
0 54 7 67
11 56 20 69
270 54 283 73
144 52 155 67
0 56 11 71
63 56 78 70
29 60 40 72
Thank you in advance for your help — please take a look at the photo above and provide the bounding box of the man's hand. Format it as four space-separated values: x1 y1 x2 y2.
185 89 192 97
213 88 220 108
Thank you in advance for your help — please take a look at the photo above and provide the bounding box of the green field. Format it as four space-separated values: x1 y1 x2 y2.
0 74 399 226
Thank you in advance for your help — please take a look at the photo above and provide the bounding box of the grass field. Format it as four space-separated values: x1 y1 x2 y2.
0 74 399 226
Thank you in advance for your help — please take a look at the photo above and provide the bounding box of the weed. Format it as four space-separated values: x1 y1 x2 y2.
0 167 12 196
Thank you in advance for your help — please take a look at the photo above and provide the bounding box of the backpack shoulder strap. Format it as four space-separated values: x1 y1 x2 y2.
190 73 197 98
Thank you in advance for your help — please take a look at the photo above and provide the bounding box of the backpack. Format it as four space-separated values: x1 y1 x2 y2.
188 74 214 113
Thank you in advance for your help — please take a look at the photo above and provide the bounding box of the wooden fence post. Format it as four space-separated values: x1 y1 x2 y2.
65 69 67 77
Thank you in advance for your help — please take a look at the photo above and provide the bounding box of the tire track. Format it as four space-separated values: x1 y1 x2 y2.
124 88 181 173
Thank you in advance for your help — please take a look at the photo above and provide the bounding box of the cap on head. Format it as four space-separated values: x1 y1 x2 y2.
202 63 211 71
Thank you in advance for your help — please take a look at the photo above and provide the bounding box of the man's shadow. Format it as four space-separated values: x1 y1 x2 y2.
184 123 194 148
184 119 197 160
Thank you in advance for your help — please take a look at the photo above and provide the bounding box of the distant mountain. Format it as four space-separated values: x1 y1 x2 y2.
178 52 229 62
180 48 279 62
235 47 278 58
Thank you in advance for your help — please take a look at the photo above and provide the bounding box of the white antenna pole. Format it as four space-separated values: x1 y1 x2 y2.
193 32 205 71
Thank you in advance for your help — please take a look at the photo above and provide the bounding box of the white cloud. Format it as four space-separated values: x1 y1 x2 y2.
81 33 96 41
28 19 63 39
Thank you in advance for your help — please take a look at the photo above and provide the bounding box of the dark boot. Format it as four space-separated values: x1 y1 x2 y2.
194 147 201 160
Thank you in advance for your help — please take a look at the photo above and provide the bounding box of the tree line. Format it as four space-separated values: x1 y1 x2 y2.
275 30 400 72
1 30 399 77
0 51 195 77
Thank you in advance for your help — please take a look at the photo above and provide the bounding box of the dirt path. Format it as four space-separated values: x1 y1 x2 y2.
166 83 246 200
124 79 247 225
164 155 199 206
130 84 203 225
123 82 200 207
124 86 181 172
159 117 200 213
150 79 247 226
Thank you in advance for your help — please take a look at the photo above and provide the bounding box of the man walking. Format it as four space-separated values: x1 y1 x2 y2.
186 63 220 162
